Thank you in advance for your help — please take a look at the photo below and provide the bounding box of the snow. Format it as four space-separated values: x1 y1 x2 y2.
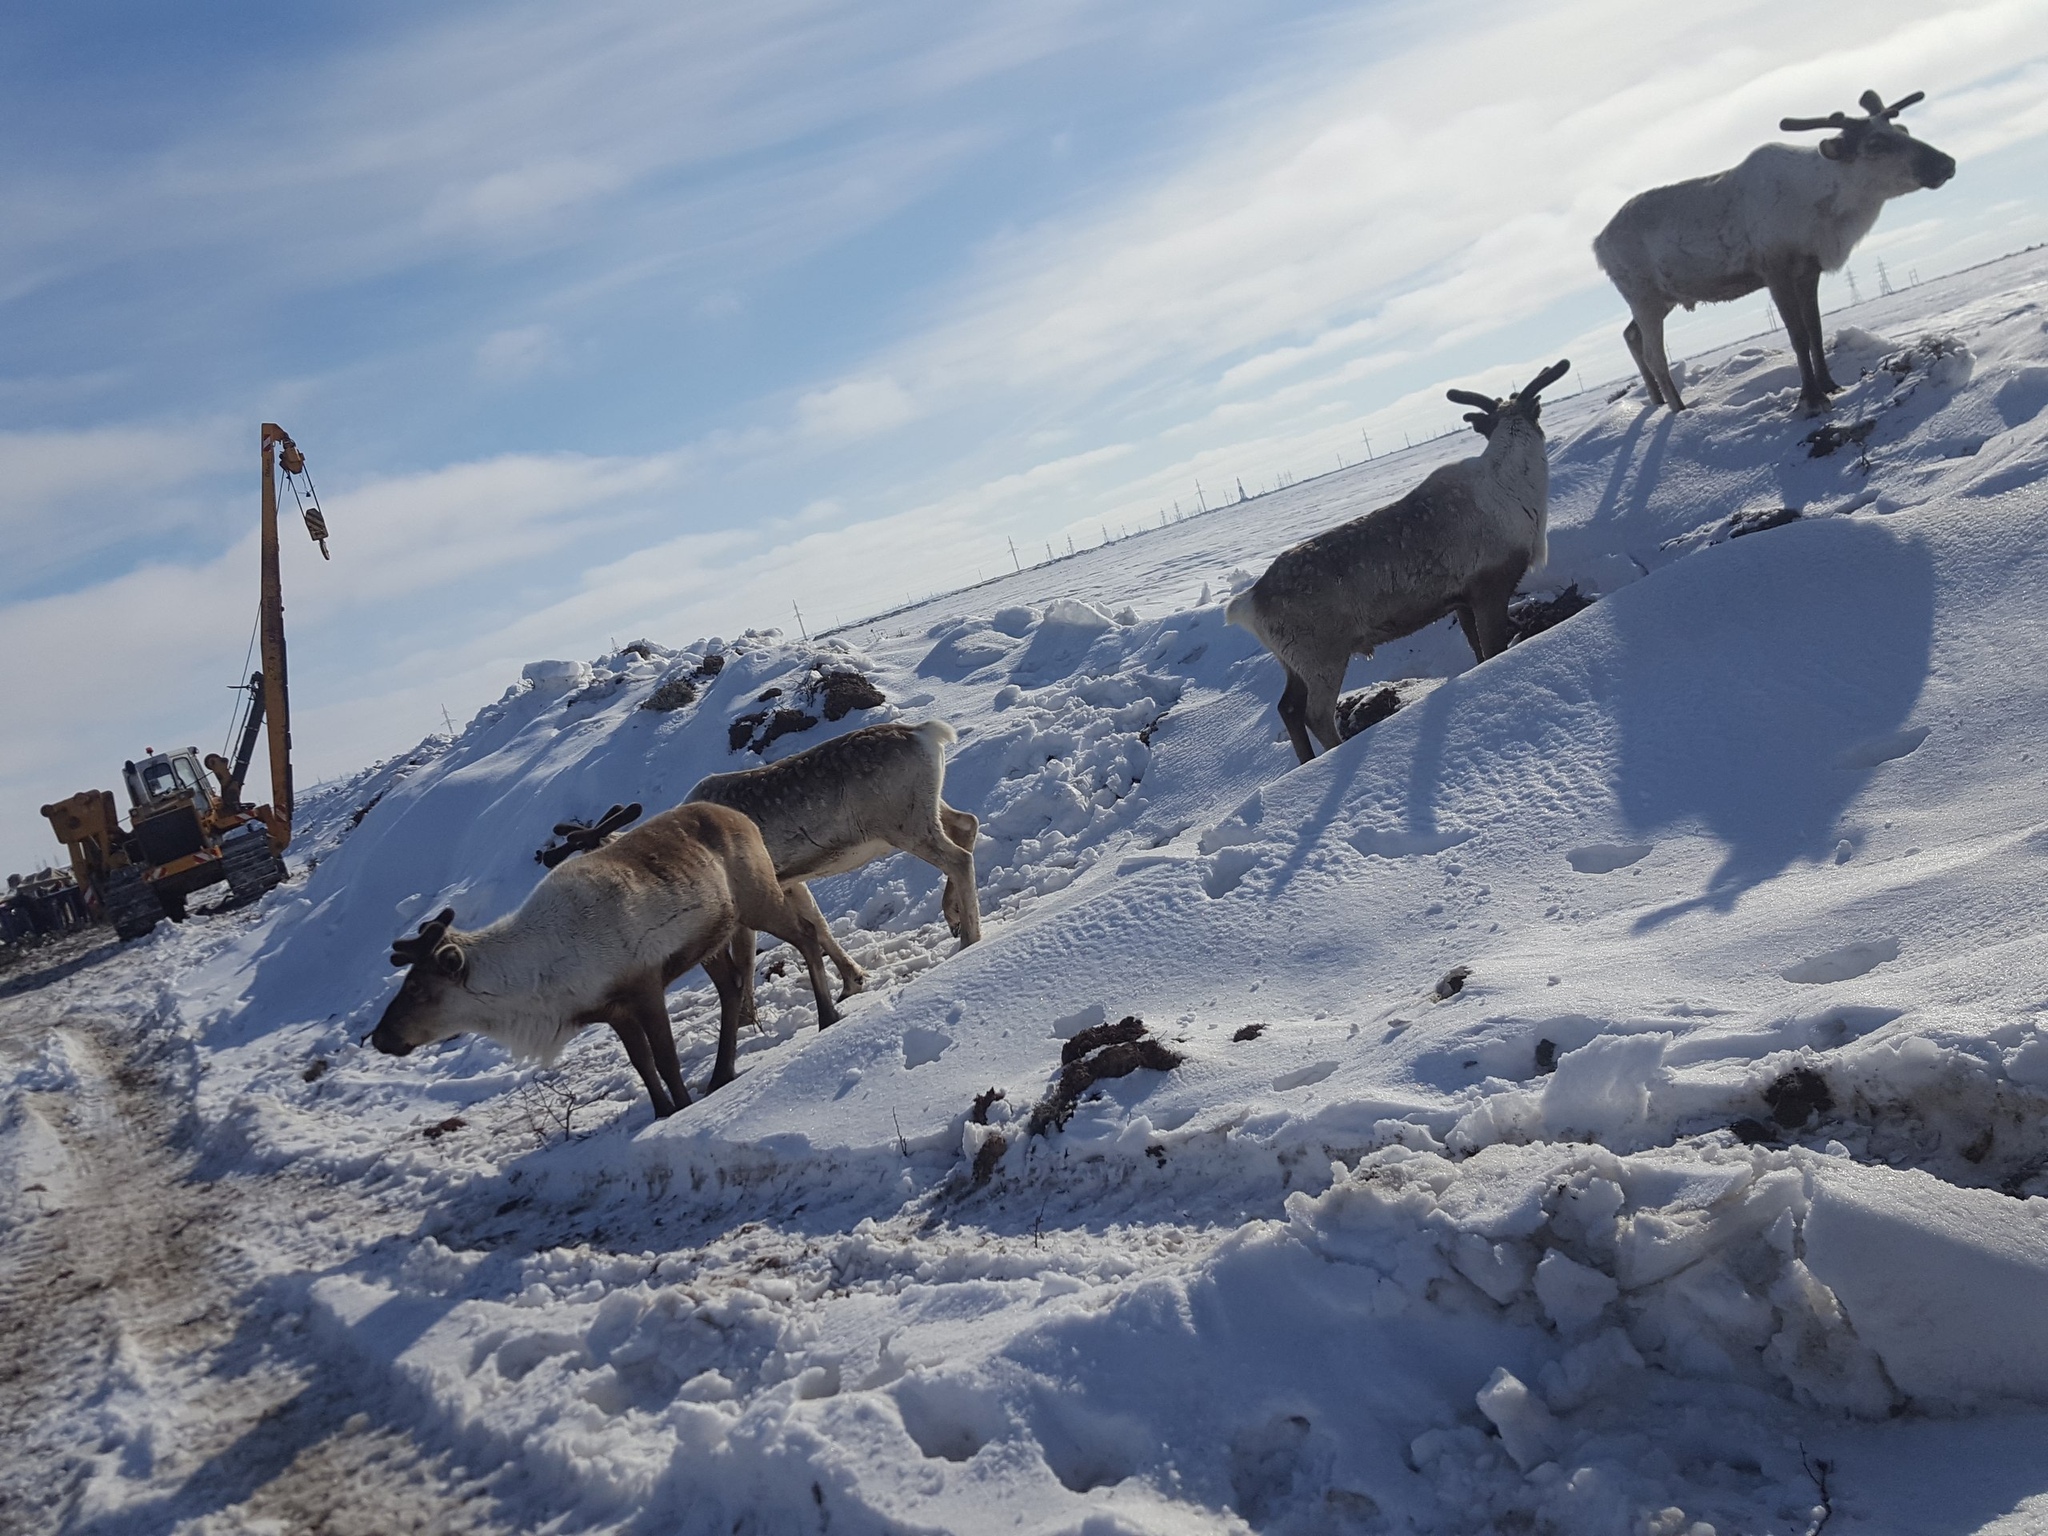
12 249 2048 1532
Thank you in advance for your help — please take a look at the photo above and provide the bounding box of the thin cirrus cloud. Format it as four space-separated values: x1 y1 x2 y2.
4 0 2048 873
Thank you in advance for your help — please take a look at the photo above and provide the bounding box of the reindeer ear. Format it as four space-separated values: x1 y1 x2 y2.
433 942 466 977
1820 137 1847 161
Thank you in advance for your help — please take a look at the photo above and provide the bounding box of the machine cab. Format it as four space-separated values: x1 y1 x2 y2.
123 748 215 819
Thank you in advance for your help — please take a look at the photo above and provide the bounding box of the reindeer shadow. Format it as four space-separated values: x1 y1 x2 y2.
1603 515 1934 928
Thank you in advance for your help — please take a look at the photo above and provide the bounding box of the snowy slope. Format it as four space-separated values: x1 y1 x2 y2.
14 248 2048 1535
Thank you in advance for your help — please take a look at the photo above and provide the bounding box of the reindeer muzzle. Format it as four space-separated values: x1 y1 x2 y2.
368 1021 416 1057
1916 145 1956 188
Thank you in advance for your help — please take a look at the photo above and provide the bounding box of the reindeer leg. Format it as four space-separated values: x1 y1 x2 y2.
701 933 753 1090
1299 655 1349 758
1467 557 1528 661
607 1012 677 1117
903 820 981 947
937 805 981 941
786 880 865 998
1276 668 1316 764
629 983 691 1112
1453 603 1485 665
1630 302 1684 411
1623 319 1665 408
1767 267 1828 412
1797 260 1839 393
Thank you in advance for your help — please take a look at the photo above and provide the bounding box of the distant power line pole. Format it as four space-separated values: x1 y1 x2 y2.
792 600 808 640
1008 537 1021 572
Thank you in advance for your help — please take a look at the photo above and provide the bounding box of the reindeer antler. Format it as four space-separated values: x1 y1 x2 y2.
390 906 457 968
1781 110 1855 133
1445 389 1496 411
537 802 645 868
1519 359 1571 400
1880 90 1924 119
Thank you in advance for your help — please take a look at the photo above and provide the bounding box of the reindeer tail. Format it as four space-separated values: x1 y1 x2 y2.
912 719 959 756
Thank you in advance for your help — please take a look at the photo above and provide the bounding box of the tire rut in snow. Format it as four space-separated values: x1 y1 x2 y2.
0 970 514 1536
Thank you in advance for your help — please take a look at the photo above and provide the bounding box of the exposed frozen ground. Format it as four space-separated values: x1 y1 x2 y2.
9 246 2048 1534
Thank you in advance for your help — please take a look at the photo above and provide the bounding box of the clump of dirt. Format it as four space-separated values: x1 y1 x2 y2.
1233 1023 1267 1043
1507 584 1594 645
757 687 783 702
1534 1038 1558 1075
422 1116 465 1141
348 791 386 828
1805 418 1876 459
963 1089 1010 1186
1335 686 1403 743
1434 966 1471 1000
728 704 823 753
1029 1016 1183 1137
641 676 699 712
302 1058 329 1083
642 651 727 713
815 669 886 721
1728 506 1802 539
1730 1067 1835 1144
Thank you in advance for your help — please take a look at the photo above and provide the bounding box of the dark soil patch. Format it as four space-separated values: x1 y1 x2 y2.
1434 966 1471 1000
1507 584 1593 645
1233 1023 1267 1043
422 1116 465 1142
1763 1067 1833 1129
1029 1016 1183 1137
970 1088 1006 1124
1534 1038 1557 1075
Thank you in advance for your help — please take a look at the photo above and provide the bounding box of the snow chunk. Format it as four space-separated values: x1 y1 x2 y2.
1475 1367 1560 1470
1040 597 1114 632
1803 1160 2048 1410
1534 1249 1618 1335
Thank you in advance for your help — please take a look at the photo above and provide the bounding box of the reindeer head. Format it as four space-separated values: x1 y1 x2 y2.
369 906 479 1056
1783 90 1954 192
1449 359 1572 442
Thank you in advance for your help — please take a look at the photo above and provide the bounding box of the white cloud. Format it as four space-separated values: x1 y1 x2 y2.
475 325 556 383
796 377 919 441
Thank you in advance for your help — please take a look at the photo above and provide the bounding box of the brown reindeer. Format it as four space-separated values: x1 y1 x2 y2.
370 803 841 1114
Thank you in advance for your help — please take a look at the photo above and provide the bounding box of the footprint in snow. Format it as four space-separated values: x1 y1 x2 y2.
1780 937 1900 985
1566 842 1654 874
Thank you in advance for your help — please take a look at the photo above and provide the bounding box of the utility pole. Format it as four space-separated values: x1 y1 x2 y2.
1362 430 1373 459
1196 480 1207 511
1008 537 1021 573
792 600 808 640
440 704 457 736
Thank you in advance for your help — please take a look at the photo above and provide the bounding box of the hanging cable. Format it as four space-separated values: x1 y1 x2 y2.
221 611 261 758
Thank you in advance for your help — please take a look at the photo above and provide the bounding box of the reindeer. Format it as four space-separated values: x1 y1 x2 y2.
688 720 980 996
369 803 842 1115
1227 361 1569 763
1595 90 1954 413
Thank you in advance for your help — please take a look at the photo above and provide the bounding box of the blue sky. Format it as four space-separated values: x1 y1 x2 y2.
5 0 2047 874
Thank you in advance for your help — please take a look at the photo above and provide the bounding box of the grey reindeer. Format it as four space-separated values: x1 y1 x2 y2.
1228 360 1569 763
688 720 981 997
1594 90 1954 414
